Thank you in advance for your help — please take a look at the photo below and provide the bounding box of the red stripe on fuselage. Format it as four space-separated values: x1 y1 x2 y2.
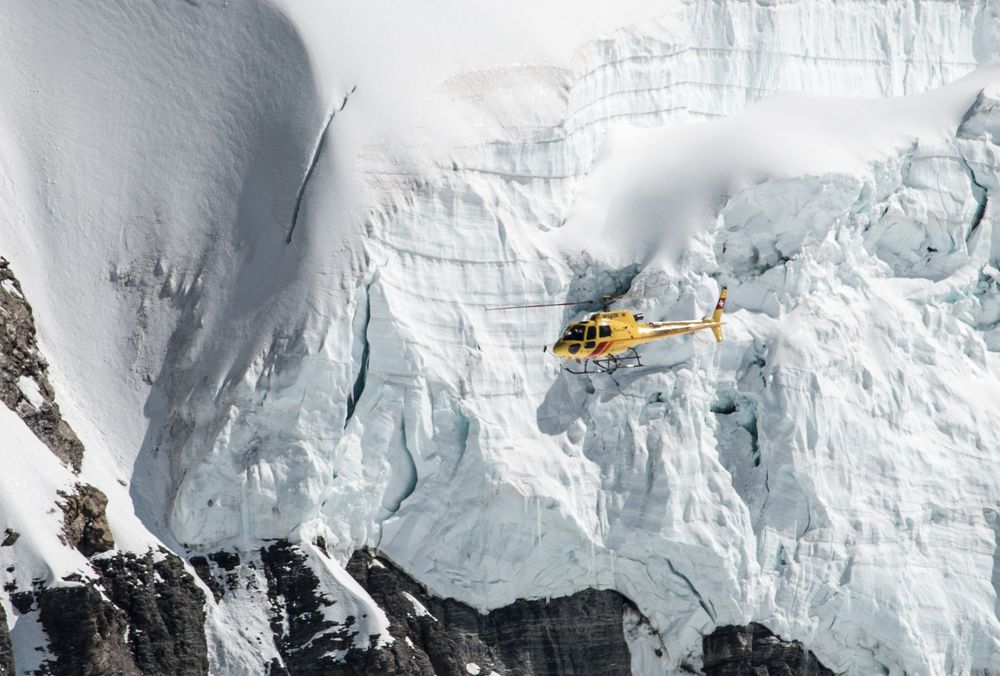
590 341 612 357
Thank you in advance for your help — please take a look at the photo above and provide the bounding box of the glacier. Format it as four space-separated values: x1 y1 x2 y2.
3 0 1000 673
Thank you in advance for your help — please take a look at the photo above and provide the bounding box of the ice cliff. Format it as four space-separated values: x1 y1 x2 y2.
2 0 1000 673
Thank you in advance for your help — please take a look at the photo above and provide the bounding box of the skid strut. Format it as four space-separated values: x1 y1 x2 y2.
566 347 643 375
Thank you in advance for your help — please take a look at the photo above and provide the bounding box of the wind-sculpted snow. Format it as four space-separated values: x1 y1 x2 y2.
343 67 1000 676
345 60 1000 676
5 1 1000 673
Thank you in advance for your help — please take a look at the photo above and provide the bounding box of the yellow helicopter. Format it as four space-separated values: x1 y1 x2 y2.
491 287 727 374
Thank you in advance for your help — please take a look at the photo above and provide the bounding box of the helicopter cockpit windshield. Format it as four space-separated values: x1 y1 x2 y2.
563 324 586 341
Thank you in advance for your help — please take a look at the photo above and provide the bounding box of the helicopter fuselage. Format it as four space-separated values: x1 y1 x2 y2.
550 309 723 361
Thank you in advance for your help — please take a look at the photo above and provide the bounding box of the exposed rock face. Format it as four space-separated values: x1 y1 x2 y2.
15 538 838 676
262 542 361 675
1 529 19 547
0 257 84 472
702 624 833 676
34 550 208 676
338 548 634 676
94 552 209 675
189 554 225 602
38 583 140 676
0 604 13 675
57 483 115 557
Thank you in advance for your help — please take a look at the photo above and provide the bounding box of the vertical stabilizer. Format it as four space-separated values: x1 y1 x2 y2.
710 287 727 342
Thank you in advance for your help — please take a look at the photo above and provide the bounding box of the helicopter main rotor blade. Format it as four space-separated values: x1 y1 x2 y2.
487 293 629 312
487 299 597 311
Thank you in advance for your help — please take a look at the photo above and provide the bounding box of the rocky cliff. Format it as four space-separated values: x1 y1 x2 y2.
0 258 84 472
27 551 208 676
203 544 833 676
0 605 12 675
338 548 635 676
702 624 833 676
0 260 209 676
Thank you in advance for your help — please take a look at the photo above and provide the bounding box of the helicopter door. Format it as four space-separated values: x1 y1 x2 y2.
584 325 596 349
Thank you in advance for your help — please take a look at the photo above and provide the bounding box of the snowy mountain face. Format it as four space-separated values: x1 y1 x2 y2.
3 0 1000 673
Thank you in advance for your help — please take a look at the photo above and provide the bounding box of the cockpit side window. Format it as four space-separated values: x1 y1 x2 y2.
599 324 611 338
564 325 585 341
585 325 596 341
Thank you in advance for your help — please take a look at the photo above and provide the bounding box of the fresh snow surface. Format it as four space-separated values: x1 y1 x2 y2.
3 1 1000 674
8 608 51 676
402 591 437 620
624 605 671 673
0 406 86 672
1 279 22 299
15 375 44 410
0 405 91 589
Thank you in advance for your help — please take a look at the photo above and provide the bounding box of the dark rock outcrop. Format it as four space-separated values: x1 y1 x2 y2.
336 548 634 676
0 604 13 675
57 483 115 557
1 529 19 547
38 583 140 676
189 555 225 602
702 623 833 676
262 542 362 675
189 549 244 603
0 257 85 472
93 552 209 675
35 550 208 676
9 591 33 615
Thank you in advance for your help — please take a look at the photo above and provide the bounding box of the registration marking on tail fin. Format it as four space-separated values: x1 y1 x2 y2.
709 286 727 342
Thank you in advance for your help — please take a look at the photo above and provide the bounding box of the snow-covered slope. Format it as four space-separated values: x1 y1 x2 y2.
3 1 1000 673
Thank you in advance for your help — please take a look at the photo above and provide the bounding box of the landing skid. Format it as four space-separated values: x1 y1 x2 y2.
566 347 643 375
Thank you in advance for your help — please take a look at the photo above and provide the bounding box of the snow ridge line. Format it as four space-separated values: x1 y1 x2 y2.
286 85 357 244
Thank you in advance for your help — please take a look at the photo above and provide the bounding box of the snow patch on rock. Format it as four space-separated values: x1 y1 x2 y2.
402 591 436 621
15 376 44 410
